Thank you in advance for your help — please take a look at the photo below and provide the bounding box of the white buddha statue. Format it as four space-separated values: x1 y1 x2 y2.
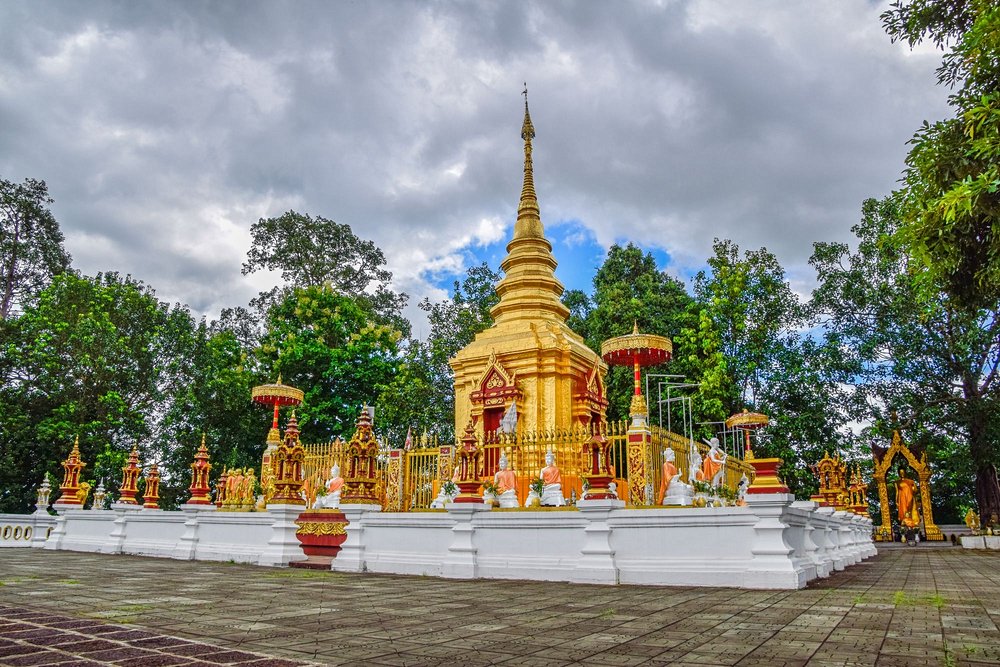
660 447 693 506
313 464 344 509
430 466 460 508
736 473 750 506
539 449 565 507
688 440 703 485
494 452 519 508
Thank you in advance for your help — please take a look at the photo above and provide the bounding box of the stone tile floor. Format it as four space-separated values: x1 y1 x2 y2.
1 547 999 666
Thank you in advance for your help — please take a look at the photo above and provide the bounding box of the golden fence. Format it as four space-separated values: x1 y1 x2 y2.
389 421 755 510
302 438 390 508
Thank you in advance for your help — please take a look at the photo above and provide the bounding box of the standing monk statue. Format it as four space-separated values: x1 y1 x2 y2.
895 468 918 526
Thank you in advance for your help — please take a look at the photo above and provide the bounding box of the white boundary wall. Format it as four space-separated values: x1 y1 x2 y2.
26 493 875 589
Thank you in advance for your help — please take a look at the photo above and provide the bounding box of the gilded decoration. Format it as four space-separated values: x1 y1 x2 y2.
469 351 522 414
294 519 347 537
810 452 848 508
384 451 403 512
57 437 86 505
341 407 381 505
271 413 306 505
872 430 943 541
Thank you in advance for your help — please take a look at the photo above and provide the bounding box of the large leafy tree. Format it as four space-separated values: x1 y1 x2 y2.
0 177 71 320
810 197 999 521
688 239 847 496
883 0 1000 308
582 243 694 422
0 273 187 512
258 285 402 442
242 211 408 335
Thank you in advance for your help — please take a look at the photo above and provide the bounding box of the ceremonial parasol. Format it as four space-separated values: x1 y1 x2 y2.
251 376 304 432
725 409 769 457
600 322 672 417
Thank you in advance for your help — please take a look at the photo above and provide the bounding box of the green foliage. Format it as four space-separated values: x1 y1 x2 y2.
258 284 402 441
884 1 1000 308
810 197 998 521
583 243 694 422
0 176 71 320
242 210 408 335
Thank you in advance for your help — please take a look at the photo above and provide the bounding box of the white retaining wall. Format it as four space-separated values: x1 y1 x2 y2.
27 493 875 589
0 513 55 548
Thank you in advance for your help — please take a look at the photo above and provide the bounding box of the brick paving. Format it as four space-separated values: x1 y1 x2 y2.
1 547 999 666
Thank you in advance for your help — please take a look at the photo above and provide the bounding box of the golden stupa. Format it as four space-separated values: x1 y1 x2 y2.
450 95 608 434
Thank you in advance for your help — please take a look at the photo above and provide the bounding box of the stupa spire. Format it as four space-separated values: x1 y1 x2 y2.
490 88 570 325
516 84 541 239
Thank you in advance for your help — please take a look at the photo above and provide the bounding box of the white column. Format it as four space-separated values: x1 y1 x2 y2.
746 493 810 589
442 502 490 579
258 504 308 567
30 515 55 549
172 504 215 560
572 498 624 585
330 503 382 573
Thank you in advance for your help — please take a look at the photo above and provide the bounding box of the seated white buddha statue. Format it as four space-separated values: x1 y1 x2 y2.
660 448 693 506
313 464 344 509
494 452 519 508
539 449 565 507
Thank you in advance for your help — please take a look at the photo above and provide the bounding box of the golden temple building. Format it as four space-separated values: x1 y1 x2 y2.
450 97 608 437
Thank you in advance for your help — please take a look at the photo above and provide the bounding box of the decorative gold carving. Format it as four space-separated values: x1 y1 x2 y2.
294 520 347 537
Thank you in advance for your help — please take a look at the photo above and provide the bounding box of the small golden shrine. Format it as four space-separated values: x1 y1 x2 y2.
846 465 869 517
341 406 381 505
873 430 943 541
119 445 141 505
187 435 213 505
454 422 484 503
142 462 161 510
272 413 306 505
810 452 848 508
450 93 608 441
56 437 86 507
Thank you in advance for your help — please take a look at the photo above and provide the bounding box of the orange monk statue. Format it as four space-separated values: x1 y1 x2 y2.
698 437 727 487
494 452 519 508
540 449 565 507
313 464 344 509
896 468 918 527
657 448 679 505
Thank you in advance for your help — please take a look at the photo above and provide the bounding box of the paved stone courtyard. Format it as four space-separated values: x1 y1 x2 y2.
1 547 999 666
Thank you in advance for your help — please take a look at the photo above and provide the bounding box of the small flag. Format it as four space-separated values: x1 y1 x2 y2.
500 402 518 434
404 427 413 451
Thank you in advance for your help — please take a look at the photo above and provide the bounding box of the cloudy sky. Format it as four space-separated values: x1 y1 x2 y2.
0 1 949 335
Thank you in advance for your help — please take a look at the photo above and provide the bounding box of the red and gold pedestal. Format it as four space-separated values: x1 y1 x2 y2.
187 435 213 505
119 446 141 505
54 437 87 508
292 509 349 569
746 454 790 495
341 407 382 506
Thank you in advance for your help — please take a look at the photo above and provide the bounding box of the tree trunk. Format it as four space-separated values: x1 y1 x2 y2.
969 403 1000 524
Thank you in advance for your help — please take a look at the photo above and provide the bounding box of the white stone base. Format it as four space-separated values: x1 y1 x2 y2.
23 493 873 589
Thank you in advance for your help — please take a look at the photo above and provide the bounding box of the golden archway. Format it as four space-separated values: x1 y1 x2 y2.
872 430 943 541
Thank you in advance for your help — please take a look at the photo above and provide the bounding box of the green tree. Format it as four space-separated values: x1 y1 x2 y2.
242 210 408 334
810 197 999 521
0 272 187 512
257 285 402 442
585 243 694 422
0 177 71 319
883 0 1000 308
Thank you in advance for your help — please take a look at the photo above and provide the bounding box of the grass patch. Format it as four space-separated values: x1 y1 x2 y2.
892 591 910 606
852 593 866 604
599 608 616 619
926 593 946 609
264 569 328 579
57 579 81 585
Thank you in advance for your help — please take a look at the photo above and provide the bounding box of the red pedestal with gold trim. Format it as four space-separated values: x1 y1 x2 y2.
292 509 349 569
746 455 790 495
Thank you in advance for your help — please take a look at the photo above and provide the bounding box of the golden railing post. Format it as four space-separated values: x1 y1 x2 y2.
626 419 651 505
385 450 403 512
